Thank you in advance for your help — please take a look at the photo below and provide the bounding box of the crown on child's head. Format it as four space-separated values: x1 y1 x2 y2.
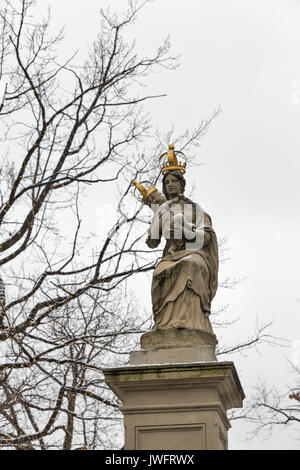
159 145 187 175
132 180 157 203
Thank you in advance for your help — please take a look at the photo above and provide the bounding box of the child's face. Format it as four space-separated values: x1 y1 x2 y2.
147 190 166 205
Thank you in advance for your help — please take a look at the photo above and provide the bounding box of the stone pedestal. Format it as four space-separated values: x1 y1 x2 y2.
140 328 218 351
103 358 245 450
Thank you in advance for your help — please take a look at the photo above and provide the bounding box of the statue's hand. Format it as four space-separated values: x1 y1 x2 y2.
183 220 195 232
173 214 195 231
159 200 172 212
173 213 184 224
168 196 180 204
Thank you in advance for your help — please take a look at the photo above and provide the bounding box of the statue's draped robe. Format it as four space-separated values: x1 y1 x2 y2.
147 196 218 333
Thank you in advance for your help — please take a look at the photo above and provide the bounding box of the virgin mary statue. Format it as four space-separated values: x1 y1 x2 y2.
143 150 219 350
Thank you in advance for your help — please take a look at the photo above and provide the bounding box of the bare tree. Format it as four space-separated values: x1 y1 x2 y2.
0 0 277 450
229 360 300 444
0 0 177 449
0 0 218 449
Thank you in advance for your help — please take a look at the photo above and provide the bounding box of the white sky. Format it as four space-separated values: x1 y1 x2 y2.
36 0 300 449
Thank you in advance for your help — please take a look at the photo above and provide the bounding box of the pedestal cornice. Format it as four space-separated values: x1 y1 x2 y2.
103 360 245 411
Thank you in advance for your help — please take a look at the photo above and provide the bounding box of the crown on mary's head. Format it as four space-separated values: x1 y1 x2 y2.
132 180 157 203
159 144 187 175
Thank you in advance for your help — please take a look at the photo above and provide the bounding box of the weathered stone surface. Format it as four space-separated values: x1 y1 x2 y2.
114 150 245 450
140 327 218 351
103 361 245 450
130 345 216 365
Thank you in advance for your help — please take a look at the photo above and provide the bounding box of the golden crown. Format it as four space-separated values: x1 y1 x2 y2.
159 144 187 175
132 180 158 203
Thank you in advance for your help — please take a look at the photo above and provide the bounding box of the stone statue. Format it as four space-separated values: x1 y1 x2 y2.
132 145 218 350
106 148 243 453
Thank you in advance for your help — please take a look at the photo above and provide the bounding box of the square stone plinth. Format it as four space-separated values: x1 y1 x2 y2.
103 361 245 450
129 345 216 364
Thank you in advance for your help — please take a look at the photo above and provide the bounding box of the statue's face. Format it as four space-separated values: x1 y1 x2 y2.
164 174 182 198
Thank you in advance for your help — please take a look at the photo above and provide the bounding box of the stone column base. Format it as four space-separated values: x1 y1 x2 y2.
141 328 218 351
103 361 245 450
130 345 217 364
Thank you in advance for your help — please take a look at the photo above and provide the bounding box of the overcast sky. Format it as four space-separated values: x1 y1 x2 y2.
37 0 300 449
